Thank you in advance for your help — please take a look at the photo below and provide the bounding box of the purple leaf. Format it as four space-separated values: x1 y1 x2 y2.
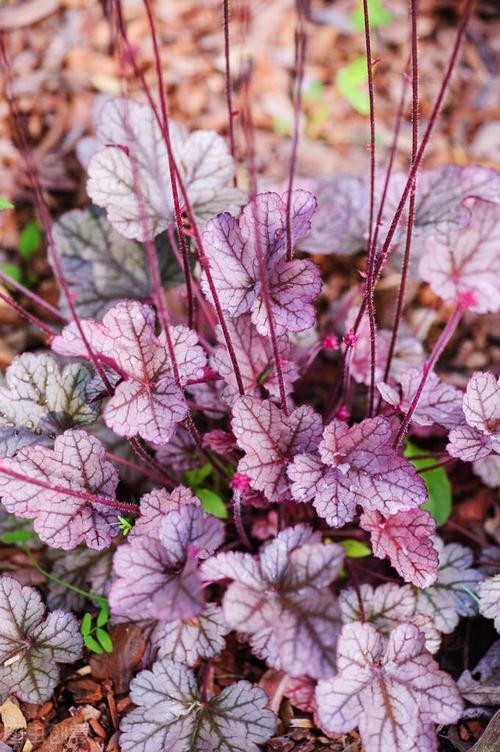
0 429 120 550
316 622 462 752
339 583 441 654
0 352 98 457
0 577 82 703
478 575 500 633
201 525 344 678
119 658 276 752
383 165 500 273
202 429 236 456
462 371 500 435
86 97 241 241
360 508 439 588
211 314 298 404
289 417 427 527
109 502 224 622
447 372 500 462
155 427 201 475
473 454 500 489
130 486 199 540
232 396 322 502
377 368 463 429
201 191 321 335
152 604 230 665
419 198 500 313
415 539 484 634
297 175 369 256
346 308 424 386
52 301 206 444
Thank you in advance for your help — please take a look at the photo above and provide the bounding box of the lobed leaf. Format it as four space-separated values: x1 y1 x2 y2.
419 198 500 313
316 622 462 752
360 508 439 588
52 301 206 444
0 577 82 704
201 191 321 336
0 429 119 550
0 352 98 457
202 525 344 678
232 396 322 502
120 659 276 752
289 417 427 527
86 97 241 241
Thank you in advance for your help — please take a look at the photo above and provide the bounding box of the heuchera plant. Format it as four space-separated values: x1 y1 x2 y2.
0 0 499 749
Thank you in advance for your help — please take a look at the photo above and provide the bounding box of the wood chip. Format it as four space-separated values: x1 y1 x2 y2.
0 0 60 30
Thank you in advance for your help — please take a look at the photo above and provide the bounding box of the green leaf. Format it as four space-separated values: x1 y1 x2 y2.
96 628 113 653
336 57 370 115
19 222 41 261
0 198 14 210
0 529 34 544
118 515 133 536
81 612 92 636
340 539 372 558
405 440 452 526
195 488 228 519
352 0 392 30
185 463 212 488
0 262 23 284
96 602 109 627
84 634 104 654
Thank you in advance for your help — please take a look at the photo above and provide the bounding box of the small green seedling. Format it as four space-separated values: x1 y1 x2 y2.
80 600 113 654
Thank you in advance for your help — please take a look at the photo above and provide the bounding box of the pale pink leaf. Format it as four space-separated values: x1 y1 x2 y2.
130 486 199 540
0 429 119 550
473 454 500 488
232 396 322 502
289 418 427 527
211 314 298 404
360 508 439 588
316 622 462 752
152 604 230 665
120 659 276 752
447 372 500 462
377 368 463 429
339 583 441 654
419 199 500 313
87 98 240 241
109 504 223 622
201 525 344 678
52 301 206 444
201 191 321 336
462 372 500 435
383 165 500 273
0 577 82 704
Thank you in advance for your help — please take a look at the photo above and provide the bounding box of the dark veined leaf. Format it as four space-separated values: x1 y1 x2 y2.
120 659 276 752
0 577 82 703
0 352 99 457
316 622 462 752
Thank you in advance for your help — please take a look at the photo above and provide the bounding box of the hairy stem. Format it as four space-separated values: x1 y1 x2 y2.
393 304 462 447
242 75 290 414
0 463 138 515
382 0 419 384
285 2 307 262
223 0 237 173
362 0 378 416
